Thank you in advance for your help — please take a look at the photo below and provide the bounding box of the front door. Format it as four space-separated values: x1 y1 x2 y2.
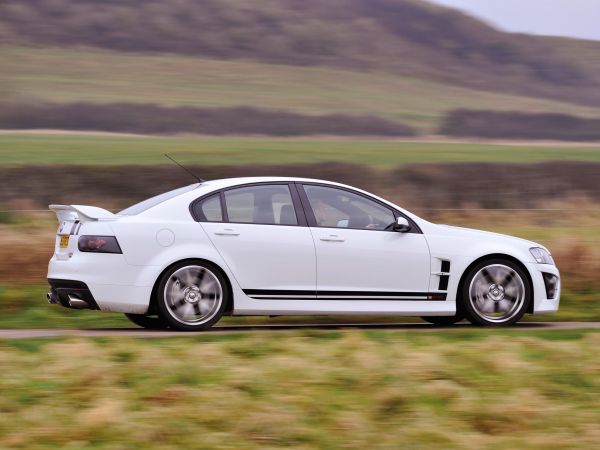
299 183 431 300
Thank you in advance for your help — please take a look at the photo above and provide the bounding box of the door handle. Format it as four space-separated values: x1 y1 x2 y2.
320 235 345 242
214 229 240 236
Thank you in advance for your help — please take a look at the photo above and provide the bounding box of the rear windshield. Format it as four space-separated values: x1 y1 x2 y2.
118 184 200 216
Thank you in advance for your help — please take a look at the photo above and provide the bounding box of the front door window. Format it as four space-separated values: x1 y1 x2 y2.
303 185 394 230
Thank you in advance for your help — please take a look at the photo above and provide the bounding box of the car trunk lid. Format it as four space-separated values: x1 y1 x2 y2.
49 204 117 259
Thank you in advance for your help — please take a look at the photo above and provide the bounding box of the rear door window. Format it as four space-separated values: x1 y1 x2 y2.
224 185 298 225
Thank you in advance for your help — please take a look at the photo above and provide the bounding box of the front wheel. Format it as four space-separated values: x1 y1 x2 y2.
157 261 229 331
461 259 531 326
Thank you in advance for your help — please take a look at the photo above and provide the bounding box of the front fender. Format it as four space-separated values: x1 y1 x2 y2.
424 228 538 305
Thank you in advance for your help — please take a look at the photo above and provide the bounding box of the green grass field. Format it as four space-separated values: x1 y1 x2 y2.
1 330 599 449
4 46 600 132
1 133 600 168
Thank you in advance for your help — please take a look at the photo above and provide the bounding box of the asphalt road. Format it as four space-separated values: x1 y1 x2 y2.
0 322 599 339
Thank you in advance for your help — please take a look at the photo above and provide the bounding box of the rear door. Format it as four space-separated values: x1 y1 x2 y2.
196 183 316 299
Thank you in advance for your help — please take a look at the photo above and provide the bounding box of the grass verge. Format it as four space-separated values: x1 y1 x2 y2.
0 330 599 448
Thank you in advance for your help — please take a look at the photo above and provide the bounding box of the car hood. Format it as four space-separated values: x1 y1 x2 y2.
433 224 545 251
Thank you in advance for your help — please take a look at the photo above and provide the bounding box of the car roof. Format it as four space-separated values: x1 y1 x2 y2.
198 176 347 189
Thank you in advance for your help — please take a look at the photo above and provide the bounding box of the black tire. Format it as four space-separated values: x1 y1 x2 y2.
421 314 464 326
156 260 230 331
460 258 531 326
124 313 169 329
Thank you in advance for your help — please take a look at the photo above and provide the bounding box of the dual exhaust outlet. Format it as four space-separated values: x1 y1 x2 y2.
47 291 92 309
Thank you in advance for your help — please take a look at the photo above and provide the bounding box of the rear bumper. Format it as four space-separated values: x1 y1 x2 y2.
47 279 99 310
47 254 155 314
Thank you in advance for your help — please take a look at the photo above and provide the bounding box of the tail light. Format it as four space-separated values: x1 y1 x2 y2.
78 236 122 254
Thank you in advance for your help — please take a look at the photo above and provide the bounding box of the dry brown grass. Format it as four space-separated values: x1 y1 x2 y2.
1 199 598 290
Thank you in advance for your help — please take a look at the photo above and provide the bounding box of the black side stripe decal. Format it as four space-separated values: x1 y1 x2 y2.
244 289 316 296
243 289 446 301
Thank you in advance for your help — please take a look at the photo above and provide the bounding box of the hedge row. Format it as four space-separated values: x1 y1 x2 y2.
0 103 415 137
440 109 600 141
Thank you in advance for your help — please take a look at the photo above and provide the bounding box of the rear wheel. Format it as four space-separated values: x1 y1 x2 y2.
124 313 168 329
421 314 464 326
157 261 229 331
461 259 531 326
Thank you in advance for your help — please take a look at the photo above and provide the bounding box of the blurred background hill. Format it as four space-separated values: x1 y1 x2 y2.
2 0 600 136
2 0 600 104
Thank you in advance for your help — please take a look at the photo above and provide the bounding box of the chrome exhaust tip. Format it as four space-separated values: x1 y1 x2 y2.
47 291 59 304
68 295 90 309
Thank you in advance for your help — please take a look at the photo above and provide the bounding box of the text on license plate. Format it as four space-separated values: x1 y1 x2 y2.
60 235 69 248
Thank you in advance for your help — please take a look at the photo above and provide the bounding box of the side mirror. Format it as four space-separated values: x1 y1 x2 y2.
393 216 411 232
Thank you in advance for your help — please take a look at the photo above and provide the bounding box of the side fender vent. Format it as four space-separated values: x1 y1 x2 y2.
438 260 451 291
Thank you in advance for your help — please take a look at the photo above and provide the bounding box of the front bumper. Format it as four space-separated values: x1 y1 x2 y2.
47 279 99 310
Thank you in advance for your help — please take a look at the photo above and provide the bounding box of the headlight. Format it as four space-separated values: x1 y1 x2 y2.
530 247 554 265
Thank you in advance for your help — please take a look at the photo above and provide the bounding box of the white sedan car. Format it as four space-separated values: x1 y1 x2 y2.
47 177 560 330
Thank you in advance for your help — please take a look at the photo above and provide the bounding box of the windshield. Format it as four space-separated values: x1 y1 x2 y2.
118 184 200 216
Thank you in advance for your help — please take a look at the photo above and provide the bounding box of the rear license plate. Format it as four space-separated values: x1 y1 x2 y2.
59 235 70 248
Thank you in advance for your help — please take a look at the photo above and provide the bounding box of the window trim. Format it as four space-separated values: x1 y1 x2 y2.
296 182 422 234
189 182 307 227
189 180 421 233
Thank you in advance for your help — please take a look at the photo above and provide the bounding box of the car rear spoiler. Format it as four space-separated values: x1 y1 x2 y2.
49 204 117 222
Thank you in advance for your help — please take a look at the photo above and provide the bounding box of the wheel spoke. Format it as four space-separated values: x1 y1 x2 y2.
481 269 494 284
199 279 216 293
498 299 513 313
480 298 495 313
182 270 196 287
194 269 206 286
193 302 201 315
171 278 186 294
180 302 194 318
199 298 212 314
170 297 186 310
500 270 515 287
